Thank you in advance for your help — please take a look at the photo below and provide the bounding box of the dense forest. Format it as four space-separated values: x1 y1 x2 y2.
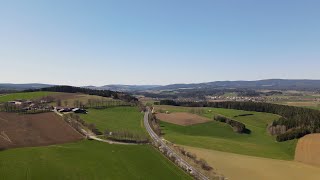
160 100 320 141
26 86 138 103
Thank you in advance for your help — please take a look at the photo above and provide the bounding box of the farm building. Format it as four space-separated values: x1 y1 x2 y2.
72 108 87 114
54 107 87 114
8 101 22 105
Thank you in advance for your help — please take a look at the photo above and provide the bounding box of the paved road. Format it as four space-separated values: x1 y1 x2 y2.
144 108 210 180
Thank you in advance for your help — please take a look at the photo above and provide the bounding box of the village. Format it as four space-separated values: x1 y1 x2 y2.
2 98 87 114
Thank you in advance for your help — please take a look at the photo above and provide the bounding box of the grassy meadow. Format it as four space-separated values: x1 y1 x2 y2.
156 105 297 160
0 140 190 180
0 91 56 102
80 107 146 134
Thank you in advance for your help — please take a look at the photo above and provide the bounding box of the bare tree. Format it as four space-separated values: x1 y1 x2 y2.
56 99 62 107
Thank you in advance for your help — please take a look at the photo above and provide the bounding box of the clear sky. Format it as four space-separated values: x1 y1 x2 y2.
0 0 319 86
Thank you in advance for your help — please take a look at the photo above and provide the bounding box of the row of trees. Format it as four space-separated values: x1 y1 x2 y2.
27 86 138 103
56 98 132 109
188 108 205 115
63 113 87 135
160 100 320 141
86 99 131 109
276 128 311 142
63 113 102 135
0 102 51 114
174 146 213 171
104 129 149 143
148 112 162 136
214 115 247 133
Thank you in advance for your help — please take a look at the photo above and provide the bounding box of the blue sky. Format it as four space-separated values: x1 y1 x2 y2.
0 0 319 86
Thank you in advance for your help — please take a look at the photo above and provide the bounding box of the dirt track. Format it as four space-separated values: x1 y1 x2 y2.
0 112 83 150
295 133 320 167
156 112 211 126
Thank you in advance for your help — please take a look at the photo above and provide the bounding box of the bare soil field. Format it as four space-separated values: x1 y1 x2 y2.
0 112 83 150
183 145 320 180
295 133 320 167
156 112 211 126
285 101 319 107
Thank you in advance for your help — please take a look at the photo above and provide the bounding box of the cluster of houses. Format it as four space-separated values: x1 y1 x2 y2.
5 99 87 114
207 96 266 102
7 100 52 111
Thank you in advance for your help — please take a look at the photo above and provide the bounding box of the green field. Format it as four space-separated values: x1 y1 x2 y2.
0 140 190 180
157 106 297 160
80 107 146 134
0 91 55 102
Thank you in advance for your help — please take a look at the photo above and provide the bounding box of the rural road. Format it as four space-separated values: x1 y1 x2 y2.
144 108 210 180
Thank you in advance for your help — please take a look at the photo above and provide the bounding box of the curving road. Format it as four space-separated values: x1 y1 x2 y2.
144 108 210 180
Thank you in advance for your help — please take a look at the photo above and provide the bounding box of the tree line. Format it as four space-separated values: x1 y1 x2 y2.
104 129 149 144
26 86 138 103
160 100 320 141
214 115 248 133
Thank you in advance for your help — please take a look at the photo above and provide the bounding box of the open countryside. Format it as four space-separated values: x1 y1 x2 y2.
0 141 191 180
1 1 320 179
0 91 190 179
183 145 320 180
156 105 296 160
1 88 319 179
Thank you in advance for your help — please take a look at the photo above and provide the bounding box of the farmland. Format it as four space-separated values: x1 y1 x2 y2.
50 93 118 107
295 133 320 167
0 112 83 149
0 140 191 180
183 145 320 180
80 107 146 134
156 105 297 160
156 112 211 126
0 91 56 102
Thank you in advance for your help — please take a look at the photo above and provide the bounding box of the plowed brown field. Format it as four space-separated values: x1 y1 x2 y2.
295 133 320 167
156 112 211 126
0 112 83 150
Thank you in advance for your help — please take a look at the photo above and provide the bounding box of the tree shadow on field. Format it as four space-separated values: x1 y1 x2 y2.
243 128 251 134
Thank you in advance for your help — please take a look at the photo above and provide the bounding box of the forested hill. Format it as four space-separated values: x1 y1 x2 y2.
151 79 320 91
3 79 320 92
26 86 138 103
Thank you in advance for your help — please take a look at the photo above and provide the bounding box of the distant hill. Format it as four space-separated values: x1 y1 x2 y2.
2 79 320 92
149 79 320 91
0 83 54 90
83 85 161 92
99 85 161 92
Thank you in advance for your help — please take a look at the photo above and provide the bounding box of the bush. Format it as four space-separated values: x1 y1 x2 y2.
198 159 213 171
